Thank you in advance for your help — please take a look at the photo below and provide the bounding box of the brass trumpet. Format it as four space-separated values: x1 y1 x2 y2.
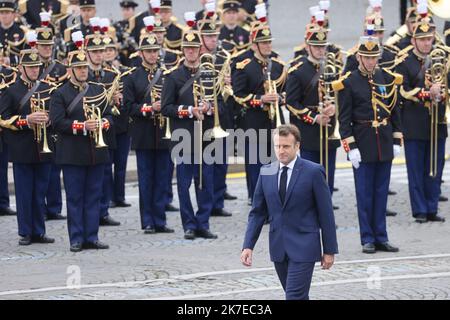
265 59 282 128
83 96 108 149
30 93 52 154
428 48 447 177
149 75 172 140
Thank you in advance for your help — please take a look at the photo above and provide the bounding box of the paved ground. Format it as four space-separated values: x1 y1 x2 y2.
0 164 450 300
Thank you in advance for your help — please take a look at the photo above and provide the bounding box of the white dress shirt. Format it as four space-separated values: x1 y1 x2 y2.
277 156 298 190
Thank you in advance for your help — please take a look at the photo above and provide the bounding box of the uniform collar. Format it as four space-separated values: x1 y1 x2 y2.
142 61 158 73
413 49 427 62
254 52 269 66
183 62 199 74
358 66 376 78
307 55 321 68
70 79 87 91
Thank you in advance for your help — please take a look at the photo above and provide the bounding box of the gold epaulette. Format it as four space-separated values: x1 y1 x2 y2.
346 44 359 56
271 56 286 67
293 43 306 53
382 68 403 85
60 0 69 15
129 51 140 60
331 71 351 92
163 64 179 75
104 67 120 75
165 48 182 55
288 61 303 74
397 45 413 57
383 44 400 54
18 0 27 14
236 58 251 70
231 49 247 59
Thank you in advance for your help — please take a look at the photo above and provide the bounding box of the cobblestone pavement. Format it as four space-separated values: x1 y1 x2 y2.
0 164 449 300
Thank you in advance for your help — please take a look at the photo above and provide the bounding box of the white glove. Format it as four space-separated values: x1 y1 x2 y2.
348 148 361 169
393 145 401 158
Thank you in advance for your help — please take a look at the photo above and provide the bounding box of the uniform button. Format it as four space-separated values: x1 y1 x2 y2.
377 116 381 119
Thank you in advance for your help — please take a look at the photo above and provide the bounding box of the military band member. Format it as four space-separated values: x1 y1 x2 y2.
0 1 27 66
232 21 286 205
387 6 417 51
103 32 134 208
123 32 175 234
0 49 56 245
286 25 340 206
49 38 112 252
134 0 183 51
84 32 121 227
338 34 402 254
32 26 69 221
114 0 139 67
396 15 447 223
18 0 69 29
63 0 96 43
0 43 17 216
161 28 221 240
219 1 250 53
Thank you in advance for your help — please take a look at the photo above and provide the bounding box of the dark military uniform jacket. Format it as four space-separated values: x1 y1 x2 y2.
232 54 286 131
219 25 250 52
286 56 340 152
445 21 450 47
124 64 169 151
0 65 17 153
39 60 68 85
114 18 139 67
396 49 449 141
50 81 112 166
0 22 26 66
0 78 56 163
338 67 403 163
161 63 225 154
344 45 398 73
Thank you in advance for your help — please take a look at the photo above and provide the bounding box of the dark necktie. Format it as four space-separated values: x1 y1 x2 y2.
279 166 288 204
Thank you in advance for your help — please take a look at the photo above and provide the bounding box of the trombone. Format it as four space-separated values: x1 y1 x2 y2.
319 52 340 181
428 48 447 177
193 78 205 190
30 93 52 154
83 95 108 149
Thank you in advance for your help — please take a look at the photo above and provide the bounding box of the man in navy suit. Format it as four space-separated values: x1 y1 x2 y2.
241 124 338 300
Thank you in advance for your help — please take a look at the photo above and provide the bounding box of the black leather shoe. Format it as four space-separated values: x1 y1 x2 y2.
439 195 448 202
224 192 237 200
386 209 397 217
375 242 399 252
46 214 66 221
144 226 156 234
83 241 109 250
0 207 16 216
210 208 232 217
427 214 446 222
362 243 376 254
415 215 428 223
333 187 339 192
196 229 218 239
19 236 32 246
113 201 131 208
247 198 252 206
184 229 196 240
70 243 83 252
32 235 55 244
155 226 175 233
109 201 117 208
100 215 121 226
165 203 179 212
333 205 339 210
388 189 397 196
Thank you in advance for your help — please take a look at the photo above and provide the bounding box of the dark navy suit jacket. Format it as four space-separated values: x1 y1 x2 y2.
243 156 339 262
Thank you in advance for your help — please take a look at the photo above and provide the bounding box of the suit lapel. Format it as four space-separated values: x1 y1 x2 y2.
283 157 302 209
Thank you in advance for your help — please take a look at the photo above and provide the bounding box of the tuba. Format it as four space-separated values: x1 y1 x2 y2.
428 47 447 177
30 93 52 154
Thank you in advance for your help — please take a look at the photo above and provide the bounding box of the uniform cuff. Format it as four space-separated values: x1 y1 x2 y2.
72 120 86 135
141 104 153 115
341 136 357 153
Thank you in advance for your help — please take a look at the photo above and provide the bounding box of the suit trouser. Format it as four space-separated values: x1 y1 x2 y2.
0 143 9 209
62 164 104 245
136 149 170 229
13 162 51 237
112 132 131 203
176 161 214 231
100 149 114 219
274 257 315 300
300 147 337 195
404 138 446 217
167 159 174 205
353 161 391 245
45 163 62 216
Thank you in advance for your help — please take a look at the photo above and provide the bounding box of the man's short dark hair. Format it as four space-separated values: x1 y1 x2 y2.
273 124 301 143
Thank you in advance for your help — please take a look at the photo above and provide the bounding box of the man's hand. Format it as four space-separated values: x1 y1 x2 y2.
240 248 253 267
321 254 334 270
261 93 278 104
27 111 49 125
152 101 161 112
84 119 99 132
315 114 331 126
113 91 123 106
199 101 211 113
348 148 362 169
192 107 204 121
430 83 443 102
322 101 336 117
